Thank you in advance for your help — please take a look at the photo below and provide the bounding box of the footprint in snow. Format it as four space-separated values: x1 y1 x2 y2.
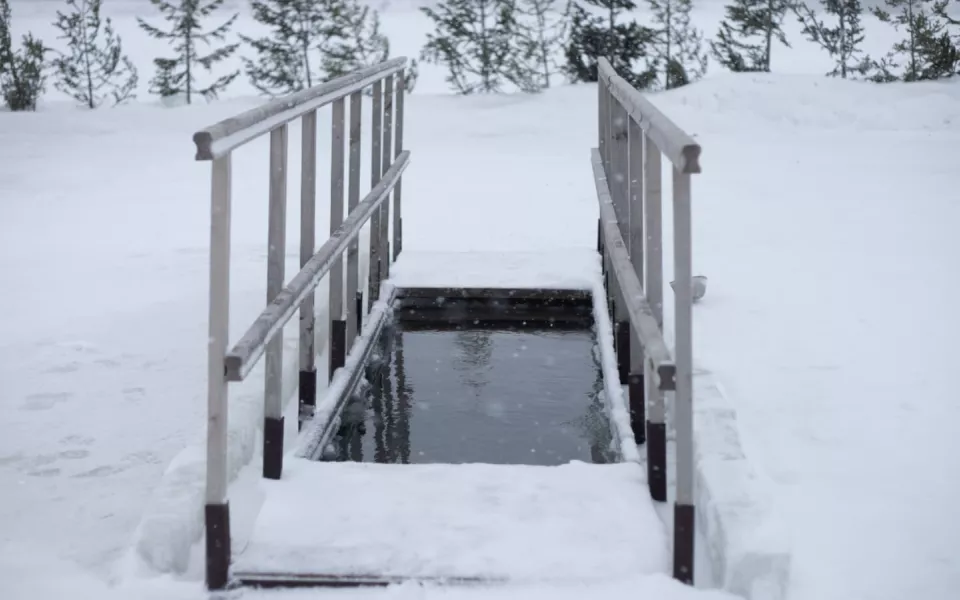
20 392 72 411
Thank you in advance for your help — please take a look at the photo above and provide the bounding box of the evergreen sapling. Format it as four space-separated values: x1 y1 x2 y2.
516 0 571 89
241 0 330 96
646 0 708 88
322 1 418 91
710 0 791 72
563 0 658 88
51 0 138 108
138 0 240 103
872 0 958 80
420 0 539 94
0 0 47 111
793 0 868 78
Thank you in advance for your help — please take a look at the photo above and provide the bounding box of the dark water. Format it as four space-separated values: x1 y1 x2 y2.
327 326 616 466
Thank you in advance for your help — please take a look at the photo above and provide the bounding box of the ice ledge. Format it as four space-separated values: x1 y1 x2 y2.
693 371 792 600
389 249 598 290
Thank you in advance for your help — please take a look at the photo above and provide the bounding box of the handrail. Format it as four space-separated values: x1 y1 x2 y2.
597 58 701 174
199 58 409 592
193 57 407 160
591 150 675 390
594 59 701 586
225 151 410 381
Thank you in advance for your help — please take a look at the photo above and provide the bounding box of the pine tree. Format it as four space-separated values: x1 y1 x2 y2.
516 0 571 88
710 0 791 72
240 0 330 96
646 0 708 88
563 0 658 88
420 0 540 94
0 0 47 111
137 0 240 103
872 0 959 80
51 0 137 108
323 3 384 78
323 3 420 92
793 0 867 78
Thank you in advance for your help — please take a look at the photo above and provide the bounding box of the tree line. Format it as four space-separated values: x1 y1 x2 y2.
0 0 413 111
1 0 958 111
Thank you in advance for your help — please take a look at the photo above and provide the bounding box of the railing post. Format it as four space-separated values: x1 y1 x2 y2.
329 99 347 382
299 110 318 429
380 74 394 279
393 69 405 261
346 91 363 347
263 124 288 481
205 153 232 591
369 79 383 303
644 134 667 502
627 118 646 444
672 166 695 584
611 100 630 386
597 77 608 271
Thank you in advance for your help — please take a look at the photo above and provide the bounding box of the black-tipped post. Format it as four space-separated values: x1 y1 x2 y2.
263 417 284 480
628 372 645 444
616 321 630 384
298 369 316 431
356 291 364 333
205 503 231 590
330 319 346 382
673 503 695 584
647 421 667 502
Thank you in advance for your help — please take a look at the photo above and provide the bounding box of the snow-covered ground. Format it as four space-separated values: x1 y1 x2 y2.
3 1 960 599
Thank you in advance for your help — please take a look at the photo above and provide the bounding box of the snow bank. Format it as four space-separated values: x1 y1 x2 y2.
127 324 307 575
693 372 790 600
661 72 960 132
652 73 960 600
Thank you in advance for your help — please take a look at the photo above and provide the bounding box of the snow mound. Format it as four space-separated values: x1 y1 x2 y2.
655 73 960 131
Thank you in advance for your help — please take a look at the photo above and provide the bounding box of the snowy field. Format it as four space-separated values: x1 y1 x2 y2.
2 1 960 599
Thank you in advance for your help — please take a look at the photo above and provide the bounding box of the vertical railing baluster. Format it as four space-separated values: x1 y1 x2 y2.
393 69 405 261
604 85 616 313
597 76 608 264
380 74 394 279
329 99 347 381
627 117 645 444
612 100 630 385
644 134 666 502
672 166 695 584
205 152 232 591
347 91 363 346
369 80 383 304
263 124 288 480
299 110 318 428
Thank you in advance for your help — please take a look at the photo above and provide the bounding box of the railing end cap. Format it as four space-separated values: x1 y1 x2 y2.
681 144 702 174
224 354 244 382
193 130 214 161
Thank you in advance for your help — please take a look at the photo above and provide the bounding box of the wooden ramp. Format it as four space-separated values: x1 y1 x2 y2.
233 459 668 587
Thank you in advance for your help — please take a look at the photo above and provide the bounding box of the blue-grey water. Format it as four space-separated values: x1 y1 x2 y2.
329 326 616 466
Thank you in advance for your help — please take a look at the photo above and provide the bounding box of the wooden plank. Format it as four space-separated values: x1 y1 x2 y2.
237 572 505 589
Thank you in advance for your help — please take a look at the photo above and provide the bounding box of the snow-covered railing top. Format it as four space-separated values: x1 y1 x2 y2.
597 58 701 175
594 57 701 586
198 58 409 591
192 57 407 161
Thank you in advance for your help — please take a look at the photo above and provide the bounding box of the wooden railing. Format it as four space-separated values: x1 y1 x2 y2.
195 58 410 590
592 57 701 584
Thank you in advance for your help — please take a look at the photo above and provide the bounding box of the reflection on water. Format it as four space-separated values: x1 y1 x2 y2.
328 326 616 466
